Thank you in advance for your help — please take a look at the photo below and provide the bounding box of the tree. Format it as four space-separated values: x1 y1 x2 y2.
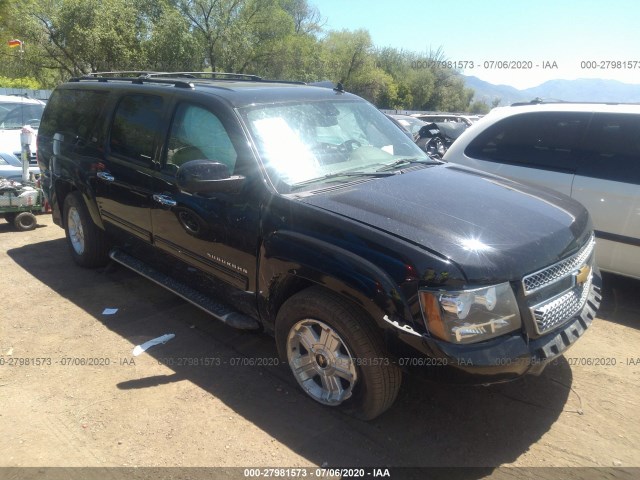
4 0 152 83
144 6 203 72
372 47 474 111
321 29 372 85
469 100 491 114
278 0 323 35
0 75 41 89
178 0 293 73
0 0 481 109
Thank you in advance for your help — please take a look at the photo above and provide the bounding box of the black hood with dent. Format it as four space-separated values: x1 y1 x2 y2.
299 164 592 284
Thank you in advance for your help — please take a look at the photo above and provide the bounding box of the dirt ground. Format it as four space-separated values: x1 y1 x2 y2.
1 215 639 479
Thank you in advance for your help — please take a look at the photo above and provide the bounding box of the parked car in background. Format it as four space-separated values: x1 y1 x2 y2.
444 101 640 280
415 121 468 158
413 113 480 126
0 151 40 180
387 114 427 136
0 95 45 165
388 114 467 158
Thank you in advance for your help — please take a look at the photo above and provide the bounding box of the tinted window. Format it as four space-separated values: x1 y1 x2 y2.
110 94 163 164
165 103 237 174
465 112 590 172
39 89 108 143
578 113 640 184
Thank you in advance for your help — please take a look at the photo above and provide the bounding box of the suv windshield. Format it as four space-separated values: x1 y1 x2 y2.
240 99 431 191
0 103 45 129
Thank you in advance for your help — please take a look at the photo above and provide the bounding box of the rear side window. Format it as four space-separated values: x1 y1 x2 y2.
579 113 640 184
39 89 108 143
109 94 163 165
465 112 590 172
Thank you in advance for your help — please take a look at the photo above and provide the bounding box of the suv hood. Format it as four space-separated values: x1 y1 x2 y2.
299 164 592 283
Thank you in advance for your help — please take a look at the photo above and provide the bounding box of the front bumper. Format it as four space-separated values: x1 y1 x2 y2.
389 271 602 384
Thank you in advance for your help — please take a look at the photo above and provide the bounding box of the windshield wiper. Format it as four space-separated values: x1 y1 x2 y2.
376 157 442 172
290 171 396 190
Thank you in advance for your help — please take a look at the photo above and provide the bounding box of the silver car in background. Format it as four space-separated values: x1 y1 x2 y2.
0 151 40 180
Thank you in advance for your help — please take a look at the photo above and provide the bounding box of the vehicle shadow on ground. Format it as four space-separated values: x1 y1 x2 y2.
8 238 591 475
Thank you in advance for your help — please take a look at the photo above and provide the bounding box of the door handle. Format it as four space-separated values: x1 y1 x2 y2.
97 171 115 182
153 194 177 207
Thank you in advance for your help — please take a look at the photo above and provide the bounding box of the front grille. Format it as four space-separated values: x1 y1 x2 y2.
522 235 596 335
530 273 593 334
522 235 595 295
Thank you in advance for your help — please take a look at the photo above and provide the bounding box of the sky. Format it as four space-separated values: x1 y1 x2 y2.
310 0 640 89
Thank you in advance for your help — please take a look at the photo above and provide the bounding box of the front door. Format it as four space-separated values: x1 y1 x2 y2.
150 101 263 312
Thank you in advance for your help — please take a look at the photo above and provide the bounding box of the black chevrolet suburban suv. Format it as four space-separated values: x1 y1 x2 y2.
37 73 601 419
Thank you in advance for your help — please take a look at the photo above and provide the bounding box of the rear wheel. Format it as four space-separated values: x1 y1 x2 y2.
63 192 110 267
4 213 16 224
276 287 401 420
14 212 37 231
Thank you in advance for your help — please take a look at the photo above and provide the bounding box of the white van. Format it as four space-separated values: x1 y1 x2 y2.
444 102 640 280
0 95 45 165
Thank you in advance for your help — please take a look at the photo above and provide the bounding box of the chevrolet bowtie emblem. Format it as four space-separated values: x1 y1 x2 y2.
575 265 591 286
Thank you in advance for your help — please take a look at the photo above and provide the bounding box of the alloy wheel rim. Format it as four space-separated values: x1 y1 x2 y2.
286 319 357 405
67 207 85 255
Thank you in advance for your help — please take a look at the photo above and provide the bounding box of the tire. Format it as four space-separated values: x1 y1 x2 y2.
4 213 16 224
62 192 110 267
275 287 401 420
14 212 37 231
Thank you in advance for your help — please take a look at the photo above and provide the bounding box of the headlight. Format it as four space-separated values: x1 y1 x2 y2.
419 283 521 344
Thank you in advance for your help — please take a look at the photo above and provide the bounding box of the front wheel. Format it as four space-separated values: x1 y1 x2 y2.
276 287 401 420
63 192 110 267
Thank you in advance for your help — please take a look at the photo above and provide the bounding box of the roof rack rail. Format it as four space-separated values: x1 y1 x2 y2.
510 98 640 107
68 71 306 87
144 71 264 81
144 71 306 85
510 97 550 106
69 74 194 89
85 71 162 77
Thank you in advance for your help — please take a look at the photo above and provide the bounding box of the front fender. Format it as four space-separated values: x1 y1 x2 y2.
258 230 417 335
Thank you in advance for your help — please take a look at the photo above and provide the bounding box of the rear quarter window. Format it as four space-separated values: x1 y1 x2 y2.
465 112 590 172
39 89 108 142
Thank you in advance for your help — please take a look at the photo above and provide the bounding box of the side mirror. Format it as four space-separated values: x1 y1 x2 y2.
176 160 245 194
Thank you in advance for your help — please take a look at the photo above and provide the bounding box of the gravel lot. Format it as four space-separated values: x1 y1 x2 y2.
1 215 639 479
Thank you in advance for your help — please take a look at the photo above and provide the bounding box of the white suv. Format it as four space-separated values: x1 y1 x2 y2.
443 101 640 280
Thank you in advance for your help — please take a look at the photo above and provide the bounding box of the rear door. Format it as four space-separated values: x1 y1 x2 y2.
95 93 165 243
572 112 640 278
